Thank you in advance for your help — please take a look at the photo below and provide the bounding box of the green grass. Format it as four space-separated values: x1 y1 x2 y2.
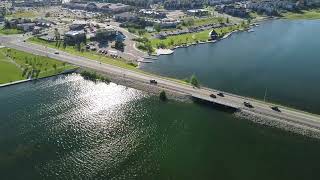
0 48 76 84
282 9 320 20
0 28 23 35
0 60 24 84
149 24 243 49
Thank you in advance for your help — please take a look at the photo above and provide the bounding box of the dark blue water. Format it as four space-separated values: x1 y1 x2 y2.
141 20 320 114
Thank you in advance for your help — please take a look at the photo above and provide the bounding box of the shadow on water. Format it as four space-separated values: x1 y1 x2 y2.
191 97 239 113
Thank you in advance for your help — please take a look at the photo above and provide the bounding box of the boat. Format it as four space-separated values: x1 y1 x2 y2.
247 29 255 33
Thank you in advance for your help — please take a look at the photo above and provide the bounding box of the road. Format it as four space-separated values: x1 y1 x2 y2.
2 35 320 132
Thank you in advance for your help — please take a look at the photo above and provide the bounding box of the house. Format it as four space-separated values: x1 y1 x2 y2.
210 29 218 40
114 12 138 22
187 9 210 17
69 21 87 31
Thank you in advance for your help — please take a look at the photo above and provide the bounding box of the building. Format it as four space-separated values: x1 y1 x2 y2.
17 23 35 32
139 9 167 19
210 29 218 40
158 18 180 28
64 30 86 45
69 21 87 31
187 9 210 17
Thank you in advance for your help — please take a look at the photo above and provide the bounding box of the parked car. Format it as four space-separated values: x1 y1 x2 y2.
217 92 224 97
210 94 217 98
271 106 281 112
150 80 157 84
244 102 254 108
54 51 59 54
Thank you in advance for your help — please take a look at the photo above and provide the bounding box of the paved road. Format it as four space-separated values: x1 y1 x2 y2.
2 35 320 131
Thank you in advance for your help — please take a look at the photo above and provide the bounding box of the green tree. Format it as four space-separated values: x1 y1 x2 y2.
159 90 167 101
154 24 161 32
190 74 199 87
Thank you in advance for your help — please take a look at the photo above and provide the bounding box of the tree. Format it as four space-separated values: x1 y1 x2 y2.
45 12 51 17
226 17 230 23
159 90 167 101
53 64 57 71
54 28 60 41
154 24 161 32
190 74 199 87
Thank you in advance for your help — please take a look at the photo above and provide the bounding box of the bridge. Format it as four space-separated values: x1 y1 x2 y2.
2 35 320 132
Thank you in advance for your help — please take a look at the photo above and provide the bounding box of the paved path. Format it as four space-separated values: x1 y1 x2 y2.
2 34 320 132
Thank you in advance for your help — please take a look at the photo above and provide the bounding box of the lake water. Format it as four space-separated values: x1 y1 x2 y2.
141 20 320 114
1 74 320 180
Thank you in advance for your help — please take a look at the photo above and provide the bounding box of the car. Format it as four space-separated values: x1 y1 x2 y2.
150 80 157 84
210 94 217 98
217 92 224 97
271 106 281 112
244 102 254 108
54 51 59 54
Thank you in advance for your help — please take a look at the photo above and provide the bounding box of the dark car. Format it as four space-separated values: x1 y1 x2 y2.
271 106 281 112
217 92 224 97
244 102 254 108
150 80 157 84
210 94 217 98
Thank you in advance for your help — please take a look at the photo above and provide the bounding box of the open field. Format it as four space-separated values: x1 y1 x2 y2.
282 9 320 19
0 47 75 84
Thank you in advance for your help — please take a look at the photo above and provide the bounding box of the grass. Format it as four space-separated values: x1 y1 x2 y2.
0 48 76 84
149 24 243 49
0 28 23 35
0 60 24 84
282 9 320 20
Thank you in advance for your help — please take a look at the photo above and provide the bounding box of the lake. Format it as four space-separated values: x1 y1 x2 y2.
141 20 320 114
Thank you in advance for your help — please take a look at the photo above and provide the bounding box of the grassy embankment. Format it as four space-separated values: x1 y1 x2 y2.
28 37 138 70
282 9 320 19
0 48 75 84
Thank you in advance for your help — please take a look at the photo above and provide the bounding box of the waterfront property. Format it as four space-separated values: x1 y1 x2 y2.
0 47 75 84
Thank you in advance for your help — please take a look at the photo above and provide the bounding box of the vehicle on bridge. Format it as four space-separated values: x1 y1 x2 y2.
271 106 281 112
210 94 217 98
217 92 224 97
150 80 157 84
244 102 254 108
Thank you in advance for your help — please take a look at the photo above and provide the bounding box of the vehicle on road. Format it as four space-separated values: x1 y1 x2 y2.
150 80 157 84
271 106 281 112
244 102 254 108
210 94 216 98
54 51 59 54
217 92 224 97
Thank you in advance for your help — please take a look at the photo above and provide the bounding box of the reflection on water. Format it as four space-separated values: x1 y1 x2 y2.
1 74 320 180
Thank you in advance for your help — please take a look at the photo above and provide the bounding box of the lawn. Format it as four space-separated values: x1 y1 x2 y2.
28 37 138 70
0 48 76 84
282 9 320 20
0 28 23 35
149 24 243 49
0 60 23 84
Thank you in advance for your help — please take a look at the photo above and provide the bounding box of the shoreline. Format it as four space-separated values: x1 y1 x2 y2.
0 68 78 88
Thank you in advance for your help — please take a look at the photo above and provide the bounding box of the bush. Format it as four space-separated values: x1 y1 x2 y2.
80 71 110 83
190 74 199 87
159 90 167 101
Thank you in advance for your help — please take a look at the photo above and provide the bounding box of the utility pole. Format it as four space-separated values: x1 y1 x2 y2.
264 88 268 102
